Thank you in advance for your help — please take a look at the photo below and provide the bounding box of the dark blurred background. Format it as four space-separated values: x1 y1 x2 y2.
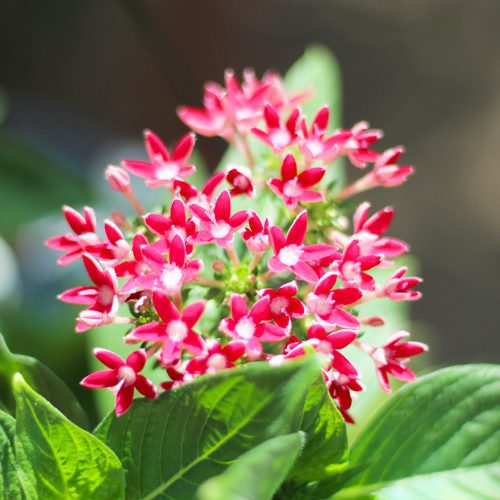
1 0 499 414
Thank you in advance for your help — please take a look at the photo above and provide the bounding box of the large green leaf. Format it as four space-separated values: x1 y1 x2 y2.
13 374 125 499
95 358 321 500
197 432 305 500
0 409 33 499
290 374 348 482
0 136 91 234
337 364 500 498
0 333 88 428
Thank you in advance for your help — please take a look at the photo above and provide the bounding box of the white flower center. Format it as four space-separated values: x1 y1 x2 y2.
307 293 330 316
161 265 183 293
167 320 188 342
270 296 289 315
207 353 227 371
118 366 136 385
211 221 231 239
98 285 114 306
235 317 256 339
270 129 290 149
372 347 388 368
278 244 303 266
342 261 361 282
306 139 324 157
316 340 333 356
155 159 179 181
283 179 302 198
232 174 250 190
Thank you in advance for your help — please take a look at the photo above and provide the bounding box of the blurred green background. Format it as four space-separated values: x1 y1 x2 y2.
0 0 499 423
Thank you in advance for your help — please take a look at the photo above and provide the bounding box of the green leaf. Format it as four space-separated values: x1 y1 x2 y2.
0 332 88 428
290 374 348 482
197 432 305 500
95 357 321 500
0 409 33 499
13 373 125 499
0 136 91 234
338 364 500 498
372 463 500 500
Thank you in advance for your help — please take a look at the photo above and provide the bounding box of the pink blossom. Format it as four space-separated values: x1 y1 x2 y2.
298 106 339 161
144 198 197 254
81 348 156 415
225 164 255 197
190 189 249 248
351 202 409 260
330 239 381 291
251 105 300 152
242 211 271 253
306 272 362 328
184 339 246 375
370 331 428 392
126 291 205 365
46 205 104 265
371 146 414 187
326 371 364 423
268 210 337 283
258 281 306 328
104 165 131 193
174 171 226 207
382 266 422 301
268 154 325 208
138 234 202 295
219 294 287 359
122 131 196 188
58 254 121 333
115 233 151 292
329 121 383 168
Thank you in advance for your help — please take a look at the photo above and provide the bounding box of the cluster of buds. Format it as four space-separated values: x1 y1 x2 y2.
47 69 426 419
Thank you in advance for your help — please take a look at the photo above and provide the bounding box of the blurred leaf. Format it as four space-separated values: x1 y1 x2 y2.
13 374 125 499
0 136 91 234
0 332 88 428
197 432 305 500
94 358 320 500
337 364 500 498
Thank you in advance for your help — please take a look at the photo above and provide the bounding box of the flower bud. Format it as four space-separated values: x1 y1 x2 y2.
105 165 131 193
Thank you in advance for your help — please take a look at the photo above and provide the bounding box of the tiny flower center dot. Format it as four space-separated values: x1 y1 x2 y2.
118 366 136 385
270 296 289 315
211 222 231 239
161 265 183 292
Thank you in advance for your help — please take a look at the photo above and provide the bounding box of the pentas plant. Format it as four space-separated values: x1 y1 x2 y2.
47 67 426 420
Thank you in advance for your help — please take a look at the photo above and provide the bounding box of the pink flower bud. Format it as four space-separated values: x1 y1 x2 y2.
212 260 225 273
105 165 131 193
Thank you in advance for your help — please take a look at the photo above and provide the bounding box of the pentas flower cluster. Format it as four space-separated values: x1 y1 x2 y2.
48 69 426 419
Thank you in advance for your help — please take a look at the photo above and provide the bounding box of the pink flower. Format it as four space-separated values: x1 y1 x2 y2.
174 171 226 207
46 205 104 265
329 121 383 168
251 105 300 152
126 291 205 365
115 233 151 292
326 371 364 423
190 189 249 248
138 234 202 296
225 165 255 197
104 165 131 193
351 202 409 260
306 272 362 328
219 294 287 359
371 146 414 187
58 254 121 333
184 339 246 375
258 281 306 328
330 239 381 291
268 154 325 208
370 331 428 392
144 198 197 254
122 131 196 188
306 324 358 376
81 348 156 415
298 106 339 161
242 212 271 253
177 82 232 139
268 210 337 283
101 219 130 265
382 266 422 301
